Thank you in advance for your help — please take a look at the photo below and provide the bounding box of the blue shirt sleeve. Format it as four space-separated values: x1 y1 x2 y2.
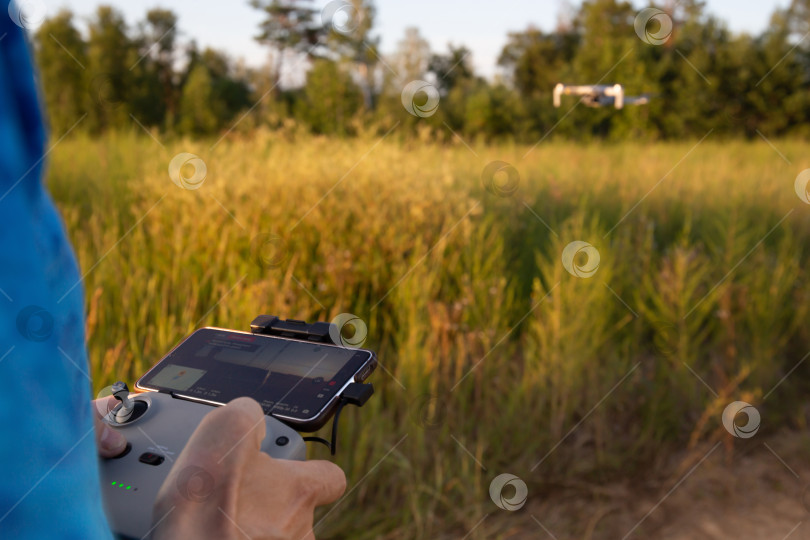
0 6 114 539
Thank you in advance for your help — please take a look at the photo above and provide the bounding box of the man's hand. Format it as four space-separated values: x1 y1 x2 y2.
92 396 129 458
151 397 346 540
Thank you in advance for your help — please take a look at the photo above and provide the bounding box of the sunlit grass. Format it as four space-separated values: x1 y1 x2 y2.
48 130 810 539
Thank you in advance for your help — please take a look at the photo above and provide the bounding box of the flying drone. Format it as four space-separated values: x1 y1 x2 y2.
553 83 651 109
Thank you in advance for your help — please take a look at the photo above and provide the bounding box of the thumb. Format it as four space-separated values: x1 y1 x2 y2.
96 422 127 457
95 416 128 457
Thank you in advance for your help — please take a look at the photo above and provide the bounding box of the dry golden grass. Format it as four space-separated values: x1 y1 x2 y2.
48 130 810 539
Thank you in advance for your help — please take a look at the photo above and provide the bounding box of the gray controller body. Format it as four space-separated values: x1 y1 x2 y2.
99 391 306 539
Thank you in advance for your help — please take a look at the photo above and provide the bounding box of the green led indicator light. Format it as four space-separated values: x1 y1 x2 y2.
126 486 132 490
111 481 116 486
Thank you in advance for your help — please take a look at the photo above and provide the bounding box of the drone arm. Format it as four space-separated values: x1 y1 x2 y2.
604 84 624 109
553 83 563 108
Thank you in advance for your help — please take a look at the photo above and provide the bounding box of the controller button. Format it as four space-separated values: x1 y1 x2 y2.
275 436 289 446
108 442 132 459
138 452 165 466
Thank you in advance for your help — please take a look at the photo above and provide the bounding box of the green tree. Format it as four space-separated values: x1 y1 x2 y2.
427 45 478 132
178 64 219 136
463 82 523 140
497 26 578 139
86 5 133 132
34 10 87 135
199 48 252 129
498 27 578 98
742 9 810 136
787 0 810 35
392 27 431 84
324 0 380 107
128 9 179 129
429 44 475 96
250 0 323 92
299 59 363 135
566 0 651 138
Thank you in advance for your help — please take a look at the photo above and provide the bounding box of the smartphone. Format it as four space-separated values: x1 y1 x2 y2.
135 327 377 431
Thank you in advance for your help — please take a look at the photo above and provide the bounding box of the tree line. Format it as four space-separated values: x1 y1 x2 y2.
32 0 810 141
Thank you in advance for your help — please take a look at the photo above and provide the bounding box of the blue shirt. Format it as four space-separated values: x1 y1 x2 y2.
0 6 113 539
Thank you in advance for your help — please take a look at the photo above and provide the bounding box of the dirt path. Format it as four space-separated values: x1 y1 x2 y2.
500 431 810 539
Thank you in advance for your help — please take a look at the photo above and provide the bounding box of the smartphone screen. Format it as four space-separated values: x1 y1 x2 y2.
135 327 375 428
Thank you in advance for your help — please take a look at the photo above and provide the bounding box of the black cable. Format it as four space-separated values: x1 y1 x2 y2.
301 399 349 455
301 384 374 456
302 436 331 450
329 400 347 456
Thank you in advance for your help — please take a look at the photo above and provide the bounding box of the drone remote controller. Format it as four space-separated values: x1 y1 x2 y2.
99 315 374 539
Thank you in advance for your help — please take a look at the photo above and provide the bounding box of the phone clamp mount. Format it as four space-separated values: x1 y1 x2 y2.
249 315 375 455
100 315 375 540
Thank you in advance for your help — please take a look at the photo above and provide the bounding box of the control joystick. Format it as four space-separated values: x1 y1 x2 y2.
109 381 148 425
111 381 135 423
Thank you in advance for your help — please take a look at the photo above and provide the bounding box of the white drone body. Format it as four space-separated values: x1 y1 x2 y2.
553 83 650 109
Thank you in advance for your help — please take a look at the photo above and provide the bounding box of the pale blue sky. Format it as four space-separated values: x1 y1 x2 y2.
41 0 789 77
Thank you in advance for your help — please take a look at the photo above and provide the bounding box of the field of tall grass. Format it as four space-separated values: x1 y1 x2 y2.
47 130 810 539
